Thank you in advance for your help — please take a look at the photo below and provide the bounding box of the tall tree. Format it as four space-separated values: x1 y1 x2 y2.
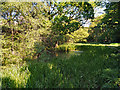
88 1 120 43
1 2 51 65
42 1 95 47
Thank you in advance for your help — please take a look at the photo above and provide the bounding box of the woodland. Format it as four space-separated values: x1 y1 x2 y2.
0 1 120 88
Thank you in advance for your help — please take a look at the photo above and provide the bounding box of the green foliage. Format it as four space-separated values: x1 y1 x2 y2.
1 2 51 65
67 27 89 42
1 2 96 63
1 1 120 88
48 2 94 20
88 2 120 43
43 1 95 47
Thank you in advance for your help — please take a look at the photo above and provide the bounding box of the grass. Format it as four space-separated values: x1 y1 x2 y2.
56 43 120 52
1 44 120 88
1 62 30 88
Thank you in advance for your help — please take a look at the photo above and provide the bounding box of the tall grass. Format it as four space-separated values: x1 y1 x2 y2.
1 45 120 88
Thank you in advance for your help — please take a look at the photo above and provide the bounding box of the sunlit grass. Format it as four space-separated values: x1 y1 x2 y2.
56 43 120 52
68 43 120 46
1 63 31 88
1 45 120 88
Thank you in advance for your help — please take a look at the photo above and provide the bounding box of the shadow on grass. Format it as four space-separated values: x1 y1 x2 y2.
24 46 119 88
2 77 16 88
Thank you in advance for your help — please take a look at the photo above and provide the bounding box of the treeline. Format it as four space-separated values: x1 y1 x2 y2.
1 1 119 65
87 2 120 43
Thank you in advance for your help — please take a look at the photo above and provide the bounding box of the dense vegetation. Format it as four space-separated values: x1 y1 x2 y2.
1 46 120 88
0 1 120 88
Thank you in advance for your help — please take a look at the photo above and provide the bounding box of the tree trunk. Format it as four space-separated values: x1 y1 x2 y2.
55 41 58 48
11 28 14 55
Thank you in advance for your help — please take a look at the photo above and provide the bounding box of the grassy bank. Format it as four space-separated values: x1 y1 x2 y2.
1 44 120 88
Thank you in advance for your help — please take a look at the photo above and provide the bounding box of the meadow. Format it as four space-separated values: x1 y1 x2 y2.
1 43 120 88
1 2 120 89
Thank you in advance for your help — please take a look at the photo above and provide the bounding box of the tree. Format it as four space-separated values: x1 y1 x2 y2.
42 1 95 47
1 2 51 65
87 1 120 43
